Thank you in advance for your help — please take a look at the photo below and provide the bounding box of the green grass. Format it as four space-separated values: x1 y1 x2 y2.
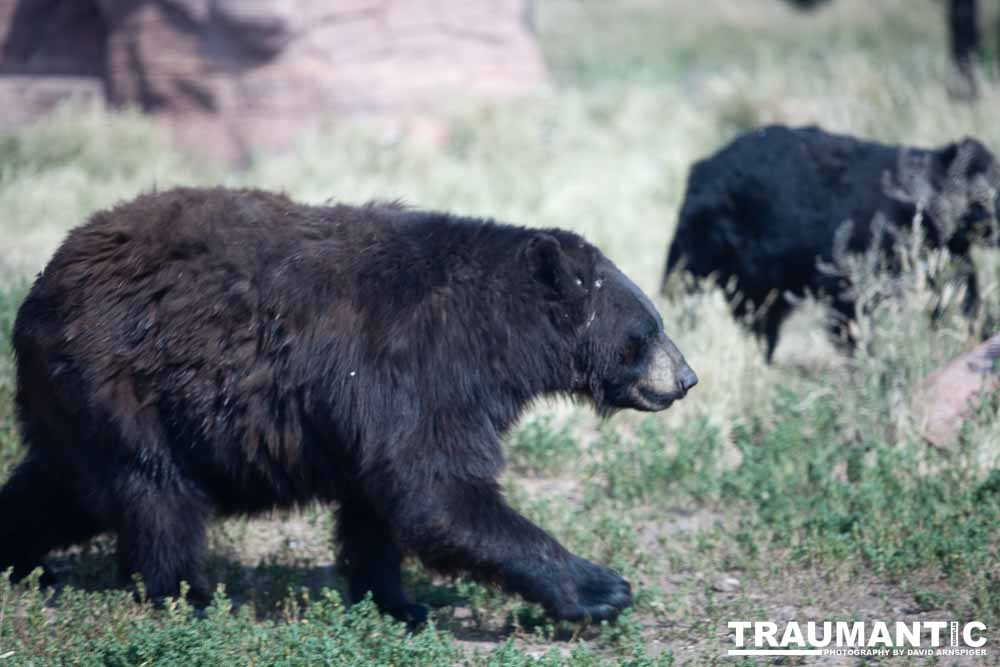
536 0 944 89
3 0 1000 664
0 285 26 476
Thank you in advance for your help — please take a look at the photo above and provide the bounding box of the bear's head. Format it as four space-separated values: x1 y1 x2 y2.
924 138 1000 244
523 232 697 414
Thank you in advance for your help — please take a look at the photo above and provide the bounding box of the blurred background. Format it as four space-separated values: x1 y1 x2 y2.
0 0 548 163
1 1 998 284
2 1 1000 663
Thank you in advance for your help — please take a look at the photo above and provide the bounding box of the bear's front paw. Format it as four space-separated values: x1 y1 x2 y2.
503 554 633 622
548 557 632 622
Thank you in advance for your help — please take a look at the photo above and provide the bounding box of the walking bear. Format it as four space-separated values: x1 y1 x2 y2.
662 125 1000 361
1 187 697 624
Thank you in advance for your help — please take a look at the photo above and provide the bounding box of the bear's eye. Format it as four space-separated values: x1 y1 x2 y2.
594 278 603 289
574 277 583 287
621 334 645 366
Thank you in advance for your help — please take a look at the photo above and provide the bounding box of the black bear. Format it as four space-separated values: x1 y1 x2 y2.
1 187 697 624
662 125 999 361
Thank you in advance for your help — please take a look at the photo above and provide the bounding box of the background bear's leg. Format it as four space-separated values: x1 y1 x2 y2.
115 477 210 603
335 501 427 625
826 297 858 354
749 299 790 363
0 455 103 583
382 477 631 622
763 309 784 363
959 256 980 319
964 264 995 337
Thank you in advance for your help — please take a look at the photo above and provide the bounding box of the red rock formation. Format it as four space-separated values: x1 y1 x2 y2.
0 0 547 163
913 333 1000 448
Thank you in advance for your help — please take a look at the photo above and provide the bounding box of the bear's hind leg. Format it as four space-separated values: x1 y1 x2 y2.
0 456 103 583
115 479 211 604
336 501 427 626
751 300 790 364
826 297 858 355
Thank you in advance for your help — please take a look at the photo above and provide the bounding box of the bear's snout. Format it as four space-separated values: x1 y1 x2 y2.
631 335 697 411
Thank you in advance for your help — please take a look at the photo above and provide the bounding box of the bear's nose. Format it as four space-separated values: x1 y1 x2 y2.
677 365 698 394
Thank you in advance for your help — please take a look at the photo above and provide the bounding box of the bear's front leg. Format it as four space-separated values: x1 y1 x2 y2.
336 500 428 626
384 477 632 622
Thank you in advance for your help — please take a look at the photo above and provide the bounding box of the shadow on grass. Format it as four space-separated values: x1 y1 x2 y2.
41 541 346 620
39 540 487 628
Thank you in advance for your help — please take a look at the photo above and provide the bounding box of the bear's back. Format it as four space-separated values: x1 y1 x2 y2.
674 126 917 274
12 188 412 502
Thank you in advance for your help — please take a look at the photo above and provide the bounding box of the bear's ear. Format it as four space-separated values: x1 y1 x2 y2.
939 138 987 175
938 142 959 168
524 233 574 294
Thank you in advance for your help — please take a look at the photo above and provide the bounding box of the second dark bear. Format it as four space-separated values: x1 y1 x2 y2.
662 125 999 361
1 187 697 624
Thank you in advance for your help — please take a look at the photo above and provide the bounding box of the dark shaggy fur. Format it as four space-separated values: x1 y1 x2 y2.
1 187 696 624
662 125 1000 361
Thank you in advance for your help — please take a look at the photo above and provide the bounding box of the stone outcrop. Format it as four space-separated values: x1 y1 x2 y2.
913 333 1000 448
0 0 547 162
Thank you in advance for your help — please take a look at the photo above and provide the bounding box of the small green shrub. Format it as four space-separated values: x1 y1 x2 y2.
588 417 722 506
508 416 579 476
